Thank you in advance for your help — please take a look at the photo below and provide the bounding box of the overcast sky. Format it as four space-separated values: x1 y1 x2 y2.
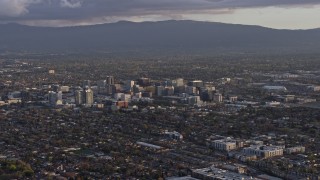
0 0 319 29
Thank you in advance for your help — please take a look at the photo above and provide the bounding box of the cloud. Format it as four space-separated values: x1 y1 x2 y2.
0 0 40 17
204 0 320 8
1 0 320 26
60 0 82 8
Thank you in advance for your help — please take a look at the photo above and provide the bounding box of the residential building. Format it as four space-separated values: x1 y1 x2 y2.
243 145 283 158
85 88 94 105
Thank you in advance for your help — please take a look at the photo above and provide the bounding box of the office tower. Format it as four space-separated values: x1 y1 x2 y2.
175 86 186 94
97 80 107 89
48 91 57 106
132 85 141 93
164 86 175 96
229 96 238 102
214 93 223 103
75 90 83 105
135 92 142 98
186 86 197 95
176 78 184 87
121 94 132 102
114 93 124 100
59 86 70 93
107 76 115 85
85 88 94 105
156 86 164 96
187 96 201 105
48 91 62 106
188 80 204 88
57 91 62 102
200 90 213 102
106 84 116 95
48 70 55 74
97 80 107 94
165 79 175 87
167 78 184 87
138 78 151 87
51 85 60 92
83 80 91 88
204 85 215 91
145 86 156 95
124 80 135 91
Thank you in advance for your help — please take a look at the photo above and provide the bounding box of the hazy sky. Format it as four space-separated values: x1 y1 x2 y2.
0 0 319 29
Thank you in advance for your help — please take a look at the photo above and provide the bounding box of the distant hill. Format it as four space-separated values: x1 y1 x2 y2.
0 20 320 54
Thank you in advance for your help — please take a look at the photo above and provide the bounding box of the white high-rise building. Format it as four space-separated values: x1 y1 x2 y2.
85 88 94 105
175 78 184 87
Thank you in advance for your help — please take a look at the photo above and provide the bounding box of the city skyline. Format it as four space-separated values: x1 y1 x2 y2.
0 0 319 29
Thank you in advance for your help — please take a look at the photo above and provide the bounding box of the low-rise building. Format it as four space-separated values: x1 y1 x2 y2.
243 145 283 158
211 137 243 152
285 146 305 154
307 85 320 92
192 166 255 180
164 131 183 140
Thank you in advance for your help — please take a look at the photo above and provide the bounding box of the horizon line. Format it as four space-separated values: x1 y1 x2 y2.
1 20 319 31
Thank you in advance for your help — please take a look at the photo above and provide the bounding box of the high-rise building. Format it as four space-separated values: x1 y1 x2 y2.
123 80 135 92
164 86 175 96
83 80 91 88
85 88 94 105
175 86 186 94
166 79 184 87
59 86 70 93
214 93 223 103
132 85 141 93
188 80 204 88
51 85 60 92
114 93 124 100
48 91 62 106
201 90 213 101
187 96 201 105
156 86 164 96
175 78 184 87
106 84 116 95
97 80 107 89
107 76 115 85
229 96 238 102
97 80 106 95
48 91 57 105
138 78 151 87
75 90 83 105
121 94 132 102
48 69 55 74
145 86 156 95
186 86 197 95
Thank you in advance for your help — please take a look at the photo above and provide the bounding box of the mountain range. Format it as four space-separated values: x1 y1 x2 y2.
1 20 320 54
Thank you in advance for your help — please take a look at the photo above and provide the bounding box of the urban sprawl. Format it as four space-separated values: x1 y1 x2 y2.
0 56 320 180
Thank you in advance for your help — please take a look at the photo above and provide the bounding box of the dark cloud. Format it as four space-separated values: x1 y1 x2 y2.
0 0 319 26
